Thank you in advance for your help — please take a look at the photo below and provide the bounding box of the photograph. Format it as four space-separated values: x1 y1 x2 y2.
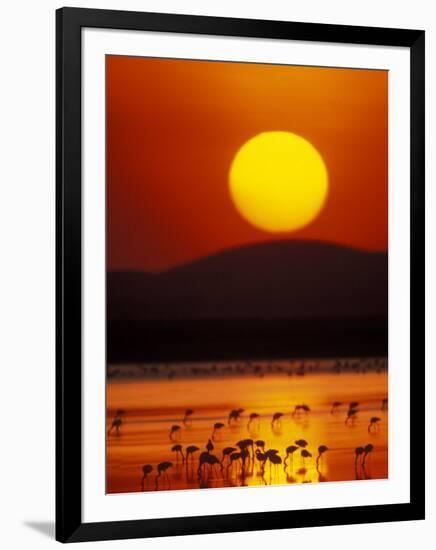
0 1 428 547
105 55 389 494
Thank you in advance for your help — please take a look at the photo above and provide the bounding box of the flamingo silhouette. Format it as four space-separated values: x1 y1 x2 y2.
264 449 279 461
227 452 242 475
247 413 260 431
300 449 312 466
255 440 265 452
198 451 210 472
141 464 153 491
316 445 329 470
271 412 284 429
169 425 181 440
236 438 254 459
295 439 308 448
198 452 221 479
292 405 302 417
349 401 359 410
292 403 311 417
345 408 358 425
206 438 214 453
185 445 199 462
354 446 364 468
240 448 250 474
268 452 282 474
221 446 236 467
183 408 194 426
368 417 381 433
212 422 225 441
207 454 221 472
284 445 299 467
301 404 311 414
362 443 374 467
171 444 185 463
255 449 267 474
330 401 342 414
107 417 122 436
228 408 244 425
155 461 173 490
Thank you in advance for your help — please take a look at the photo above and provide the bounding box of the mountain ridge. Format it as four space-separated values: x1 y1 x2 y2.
108 240 388 321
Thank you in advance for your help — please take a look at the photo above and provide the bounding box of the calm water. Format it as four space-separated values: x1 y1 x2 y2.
106 361 388 494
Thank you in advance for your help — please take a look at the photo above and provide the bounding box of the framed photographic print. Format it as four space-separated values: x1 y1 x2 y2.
56 7 425 543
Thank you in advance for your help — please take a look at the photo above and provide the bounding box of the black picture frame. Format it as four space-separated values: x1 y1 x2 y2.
56 7 425 543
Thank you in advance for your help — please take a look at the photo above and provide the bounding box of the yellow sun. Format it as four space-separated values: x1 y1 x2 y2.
229 131 328 232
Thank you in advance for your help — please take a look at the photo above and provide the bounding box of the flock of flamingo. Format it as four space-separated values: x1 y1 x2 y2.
107 357 387 381
107 396 387 491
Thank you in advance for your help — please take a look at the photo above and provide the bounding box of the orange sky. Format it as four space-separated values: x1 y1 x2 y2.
106 56 387 273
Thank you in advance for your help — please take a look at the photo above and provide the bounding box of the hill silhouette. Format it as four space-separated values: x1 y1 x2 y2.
107 241 388 362
108 240 387 321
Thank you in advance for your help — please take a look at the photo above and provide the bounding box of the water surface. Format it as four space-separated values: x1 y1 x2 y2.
107 359 388 493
